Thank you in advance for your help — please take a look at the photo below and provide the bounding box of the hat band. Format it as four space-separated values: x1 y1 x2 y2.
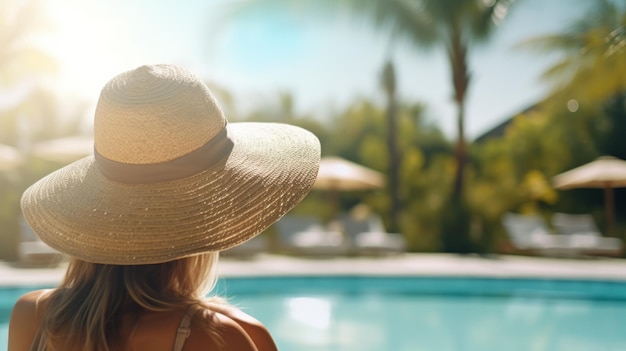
94 125 234 184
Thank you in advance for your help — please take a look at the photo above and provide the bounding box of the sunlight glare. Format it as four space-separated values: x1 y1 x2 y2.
286 297 331 330
567 99 579 112
39 0 139 99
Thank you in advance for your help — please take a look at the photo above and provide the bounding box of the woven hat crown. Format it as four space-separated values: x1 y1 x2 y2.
95 64 226 164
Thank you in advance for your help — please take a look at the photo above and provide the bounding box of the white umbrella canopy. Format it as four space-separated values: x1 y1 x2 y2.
553 156 626 236
0 143 23 171
313 156 385 191
31 135 93 164
553 156 626 189
313 156 385 220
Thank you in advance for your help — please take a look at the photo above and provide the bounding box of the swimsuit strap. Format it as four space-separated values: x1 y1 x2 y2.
172 304 203 351
28 305 204 351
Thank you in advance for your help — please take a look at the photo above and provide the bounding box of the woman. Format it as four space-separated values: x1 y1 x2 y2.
9 64 321 351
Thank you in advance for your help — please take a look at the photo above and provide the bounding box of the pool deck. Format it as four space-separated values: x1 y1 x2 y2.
2 253 626 287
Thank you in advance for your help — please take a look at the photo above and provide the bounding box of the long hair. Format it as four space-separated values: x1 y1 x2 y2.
40 252 221 351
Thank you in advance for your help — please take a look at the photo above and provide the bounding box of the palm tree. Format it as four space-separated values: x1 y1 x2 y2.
224 0 516 252
519 0 626 104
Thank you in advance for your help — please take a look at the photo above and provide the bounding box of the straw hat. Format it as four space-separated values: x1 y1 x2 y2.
21 64 320 265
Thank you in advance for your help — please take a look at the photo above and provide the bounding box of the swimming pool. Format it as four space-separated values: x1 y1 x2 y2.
3 276 626 350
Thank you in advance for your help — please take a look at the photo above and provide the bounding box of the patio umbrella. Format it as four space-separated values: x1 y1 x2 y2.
31 135 93 164
0 143 23 171
313 156 385 218
314 156 385 191
553 156 626 236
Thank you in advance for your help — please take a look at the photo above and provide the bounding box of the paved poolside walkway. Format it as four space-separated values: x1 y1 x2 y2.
2 253 626 287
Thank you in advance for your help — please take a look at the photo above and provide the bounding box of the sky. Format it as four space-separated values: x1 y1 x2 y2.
35 0 588 140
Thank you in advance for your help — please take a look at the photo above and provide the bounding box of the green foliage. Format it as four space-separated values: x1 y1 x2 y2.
0 173 21 260
519 0 626 104
241 94 453 251
0 156 63 260
440 197 473 253
468 87 626 251
520 0 626 236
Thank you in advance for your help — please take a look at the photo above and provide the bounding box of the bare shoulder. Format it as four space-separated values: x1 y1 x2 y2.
15 289 54 305
189 303 278 351
11 289 54 321
9 289 55 351
206 302 277 350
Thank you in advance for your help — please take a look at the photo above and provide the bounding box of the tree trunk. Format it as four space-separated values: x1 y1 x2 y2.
452 101 467 201
383 60 401 232
448 25 469 201
440 26 474 253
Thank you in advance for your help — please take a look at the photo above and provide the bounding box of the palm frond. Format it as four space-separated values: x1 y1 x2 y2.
519 0 626 103
516 34 587 53
472 0 517 40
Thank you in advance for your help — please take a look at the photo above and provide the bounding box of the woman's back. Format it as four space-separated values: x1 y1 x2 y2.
9 289 276 351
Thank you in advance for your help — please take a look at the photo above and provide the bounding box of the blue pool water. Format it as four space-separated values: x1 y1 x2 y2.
3 276 626 351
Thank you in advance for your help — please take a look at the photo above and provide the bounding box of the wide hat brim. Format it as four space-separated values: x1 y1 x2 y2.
21 122 320 265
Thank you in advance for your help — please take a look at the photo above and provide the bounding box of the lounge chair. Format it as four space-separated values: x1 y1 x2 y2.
274 215 349 256
552 213 623 256
502 212 584 257
502 212 623 257
340 214 406 255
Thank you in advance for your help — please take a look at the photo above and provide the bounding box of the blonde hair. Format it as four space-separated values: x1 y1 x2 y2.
41 252 222 351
